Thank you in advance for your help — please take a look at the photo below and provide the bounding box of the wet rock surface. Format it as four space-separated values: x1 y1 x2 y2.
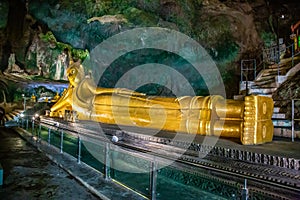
0 127 100 200
273 70 300 123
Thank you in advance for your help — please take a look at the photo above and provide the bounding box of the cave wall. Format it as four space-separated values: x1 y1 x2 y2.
0 0 299 97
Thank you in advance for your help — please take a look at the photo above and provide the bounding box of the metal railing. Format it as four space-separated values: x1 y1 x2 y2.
16 116 298 199
240 59 257 82
24 118 158 199
17 117 247 200
240 41 300 84
273 99 299 142
292 99 300 142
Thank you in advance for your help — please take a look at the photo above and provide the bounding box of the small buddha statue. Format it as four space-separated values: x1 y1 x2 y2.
51 92 60 103
31 94 36 103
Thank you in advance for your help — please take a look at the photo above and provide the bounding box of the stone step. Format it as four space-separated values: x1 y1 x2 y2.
273 107 280 113
7 112 16 119
233 95 244 100
272 113 286 119
261 70 280 77
256 64 292 82
266 67 291 74
251 82 278 89
267 62 292 69
255 75 276 82
273 100 291 105
253 78 274 86
273 119 292 127
274 127 299 138
249 93 273 98
249 87 277 94
11 110 22 116
4 114 13 121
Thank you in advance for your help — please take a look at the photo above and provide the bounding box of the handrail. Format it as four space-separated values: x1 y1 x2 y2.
240 41 300 84
292 99 300 142
28 118 158 199
273 98 299 142
27 118 249 199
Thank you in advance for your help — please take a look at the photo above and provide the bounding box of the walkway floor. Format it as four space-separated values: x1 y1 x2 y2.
0 127 143 200
0 127 100 200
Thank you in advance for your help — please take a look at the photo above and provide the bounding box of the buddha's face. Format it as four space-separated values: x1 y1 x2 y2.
67 65 82 87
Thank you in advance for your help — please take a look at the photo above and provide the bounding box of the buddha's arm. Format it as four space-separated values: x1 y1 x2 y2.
50 87 72 112
88 84 145 97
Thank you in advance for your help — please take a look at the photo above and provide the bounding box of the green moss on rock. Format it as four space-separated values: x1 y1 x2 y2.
123 7 159 26
0 1 8 29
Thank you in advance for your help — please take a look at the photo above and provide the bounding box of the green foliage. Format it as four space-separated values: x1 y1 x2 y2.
83 0 159 26
260 31 276 48
71 49 89 62
39 31 89 62
111 0 137 12
25 52 37 70
34 86 56 98
84 0 113 17
0 0 8 29
196 15 231 43
83 0 138 17
193 14 239 63
24 31 90 81
211 33 239 62
7 84 22 102
194 0 203 7
56 42 71 51
123 7 158 26
39 31 57 44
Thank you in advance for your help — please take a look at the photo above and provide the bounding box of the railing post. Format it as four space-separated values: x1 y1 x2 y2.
254 59 257 79
77 136 81 164
60 131 64 153
32 119 34 135
277 45 280 77
292 99 295 142
48 128 51 145
240 60 243 82
292 42 294 67
150 161 158 200
38 123 41 140
104 143 110 180
26 119 28 130
241 179 249 200
277 60 280 77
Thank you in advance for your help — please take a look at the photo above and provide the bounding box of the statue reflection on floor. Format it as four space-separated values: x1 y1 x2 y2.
50 62 274 145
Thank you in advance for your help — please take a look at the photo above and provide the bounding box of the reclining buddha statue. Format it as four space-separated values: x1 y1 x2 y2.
50 62 274 145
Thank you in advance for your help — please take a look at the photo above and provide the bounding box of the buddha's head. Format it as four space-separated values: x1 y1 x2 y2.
67 62 85 87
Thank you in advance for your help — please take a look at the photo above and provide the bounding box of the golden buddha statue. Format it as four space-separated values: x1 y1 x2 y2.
31 93 36 103
51 92 61 103
50 62 274 145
